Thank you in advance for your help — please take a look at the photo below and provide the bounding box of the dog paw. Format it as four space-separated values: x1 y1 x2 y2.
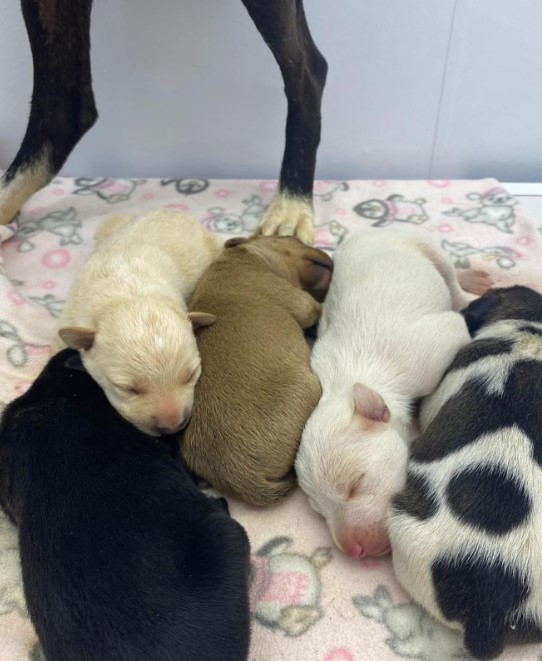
257 193 314 245
305 302 322 329
457 269 493 297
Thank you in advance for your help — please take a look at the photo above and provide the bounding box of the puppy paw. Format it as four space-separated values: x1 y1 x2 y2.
257 193 314 245
457 269 493 297
305 302 322 329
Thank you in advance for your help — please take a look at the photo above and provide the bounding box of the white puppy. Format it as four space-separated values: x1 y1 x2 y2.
52 209 221 436
295 230 484 559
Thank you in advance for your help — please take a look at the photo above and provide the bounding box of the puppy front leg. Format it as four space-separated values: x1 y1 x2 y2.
240 0 327 245
0 0 97 225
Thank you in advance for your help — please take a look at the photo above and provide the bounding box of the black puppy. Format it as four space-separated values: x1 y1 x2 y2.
0 349 251 661
0 0 327 240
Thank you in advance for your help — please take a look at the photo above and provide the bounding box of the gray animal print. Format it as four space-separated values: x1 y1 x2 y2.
441 239 518 270
14 208 82 252
0 320 49 368
314 219 348 250
314 182 349 202
251 537 332 637
353 585 471 660
353 195 428 227
160 178 210 195
28 294 64 319
73 177 145 203
202 195 266 234
0 263 23 287
444 188 517 234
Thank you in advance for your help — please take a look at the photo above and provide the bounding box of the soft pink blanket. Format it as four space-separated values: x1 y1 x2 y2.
0 177 541 661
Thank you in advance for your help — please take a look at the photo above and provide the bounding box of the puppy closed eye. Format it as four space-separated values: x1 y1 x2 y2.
340 476 365 501
114 384 142 396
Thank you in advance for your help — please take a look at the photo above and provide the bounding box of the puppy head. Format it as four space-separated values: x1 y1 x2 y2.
462 285 542 336
58 299 215 436
297 384 407 558
225 235 333 302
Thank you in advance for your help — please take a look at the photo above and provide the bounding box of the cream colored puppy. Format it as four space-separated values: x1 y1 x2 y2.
52 209 221 436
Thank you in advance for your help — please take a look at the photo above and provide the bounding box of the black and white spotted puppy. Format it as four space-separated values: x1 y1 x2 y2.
388 285 542 660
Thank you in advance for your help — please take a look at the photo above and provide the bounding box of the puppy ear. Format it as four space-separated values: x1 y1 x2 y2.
58 327 96 351
297 248 334 302
461 290 498 336
187 312 217 329
353 384 390 425
224 237 249 249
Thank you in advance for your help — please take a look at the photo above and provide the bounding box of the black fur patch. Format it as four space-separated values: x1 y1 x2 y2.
432 555 529 659
391 471 438 520
412 360 542 466
517 323 542 338
462 287 542 337
444 338 514 375
446 464 531 534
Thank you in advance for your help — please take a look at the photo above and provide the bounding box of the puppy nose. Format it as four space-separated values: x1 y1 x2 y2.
345 543 366 559
157 414 191 436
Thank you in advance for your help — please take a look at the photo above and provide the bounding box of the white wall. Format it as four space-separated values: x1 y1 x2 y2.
1 0 541 181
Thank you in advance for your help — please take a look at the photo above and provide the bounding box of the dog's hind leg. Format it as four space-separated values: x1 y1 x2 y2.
0 0 97 225
240 0 327 245
418 239 492 310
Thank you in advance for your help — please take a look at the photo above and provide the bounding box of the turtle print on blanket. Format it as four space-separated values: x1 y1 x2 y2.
353 194 429 227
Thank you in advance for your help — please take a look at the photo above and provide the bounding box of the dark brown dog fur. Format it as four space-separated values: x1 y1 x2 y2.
180 235 333 506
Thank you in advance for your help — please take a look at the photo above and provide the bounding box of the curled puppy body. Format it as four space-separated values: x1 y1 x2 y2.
389 286 542 660
180 235 333 506
295 230 486 559
0 349 251 661
52 209 221 437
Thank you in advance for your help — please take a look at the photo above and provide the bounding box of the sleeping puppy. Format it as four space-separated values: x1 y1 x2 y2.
52 209 221 437
180 235 333 506
0 349 251 661
295 230 490 559
388 285 542 660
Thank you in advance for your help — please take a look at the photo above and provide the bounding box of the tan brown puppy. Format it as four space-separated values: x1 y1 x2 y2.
180 235 333 506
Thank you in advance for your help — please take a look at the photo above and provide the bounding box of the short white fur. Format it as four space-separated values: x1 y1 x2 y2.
295 230 473 558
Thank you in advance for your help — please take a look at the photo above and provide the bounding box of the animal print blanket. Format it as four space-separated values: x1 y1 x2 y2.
0 176 541 661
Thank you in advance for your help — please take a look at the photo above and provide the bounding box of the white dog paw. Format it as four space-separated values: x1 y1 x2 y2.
257 193 314 245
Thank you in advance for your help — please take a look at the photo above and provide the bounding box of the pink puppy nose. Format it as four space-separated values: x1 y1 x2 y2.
345 544 366 559
156 413 192 436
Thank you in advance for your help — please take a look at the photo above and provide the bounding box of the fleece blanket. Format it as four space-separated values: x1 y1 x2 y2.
0 176 541 661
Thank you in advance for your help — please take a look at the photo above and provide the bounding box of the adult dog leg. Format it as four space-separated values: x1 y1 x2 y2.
240 0 327 245
0 0 97 225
